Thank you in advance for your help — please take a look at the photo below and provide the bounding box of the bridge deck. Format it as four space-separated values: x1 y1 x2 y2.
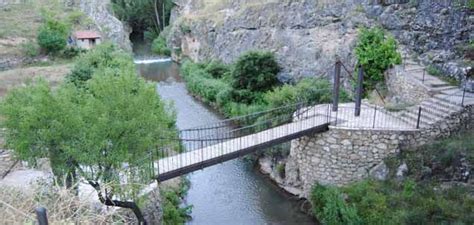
156 114 330 181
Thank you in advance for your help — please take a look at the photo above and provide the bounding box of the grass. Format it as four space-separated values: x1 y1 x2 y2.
0 63 72 98
0 0 89 58
0 181 127 224
310 132 474 225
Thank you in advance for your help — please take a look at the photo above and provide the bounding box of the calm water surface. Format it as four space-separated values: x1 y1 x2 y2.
136 59 315 225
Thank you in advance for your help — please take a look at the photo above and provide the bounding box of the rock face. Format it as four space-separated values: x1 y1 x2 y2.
75 0 132 51
168 0 370 80
168 0 472 81
365 0 473 81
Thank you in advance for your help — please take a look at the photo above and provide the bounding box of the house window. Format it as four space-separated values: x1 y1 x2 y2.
90 38 96 46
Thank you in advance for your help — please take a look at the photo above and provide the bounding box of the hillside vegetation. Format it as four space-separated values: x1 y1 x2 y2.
0 0 92 59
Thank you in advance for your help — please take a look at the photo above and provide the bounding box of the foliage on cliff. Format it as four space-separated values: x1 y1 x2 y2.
355 27 401 95
310 132 474 225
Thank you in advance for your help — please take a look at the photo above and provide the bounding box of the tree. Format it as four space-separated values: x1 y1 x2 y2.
231 51 281 93
1 45 177 224
37 18 69 54
66 43 135 86
355 27 401 93
111 0 174 38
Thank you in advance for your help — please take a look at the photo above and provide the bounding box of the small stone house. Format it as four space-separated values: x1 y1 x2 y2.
73 31 101 49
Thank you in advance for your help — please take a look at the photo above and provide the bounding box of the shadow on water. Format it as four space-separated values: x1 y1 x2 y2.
136 59 316 225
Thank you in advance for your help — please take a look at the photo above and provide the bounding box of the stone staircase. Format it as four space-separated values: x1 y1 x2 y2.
378 60 473 129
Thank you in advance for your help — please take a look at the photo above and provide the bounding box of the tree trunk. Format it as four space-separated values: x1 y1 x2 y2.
154 0 162 32
162 1 166 29
89 181 147 224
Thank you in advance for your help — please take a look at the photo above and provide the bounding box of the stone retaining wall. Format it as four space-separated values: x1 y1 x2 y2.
286 105 473 197
0 149 18 178
386 67 430 105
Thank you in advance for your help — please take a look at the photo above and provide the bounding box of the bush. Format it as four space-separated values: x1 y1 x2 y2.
61 47 84 59
151 36 171 56
310 184 362 225
181 61 231 104
264 78 349 108
66 43 135 86
37 18 69 54
161 190 191 225
231 51 281 92
205 60 230 79
20 41 40 58
355 27 401 94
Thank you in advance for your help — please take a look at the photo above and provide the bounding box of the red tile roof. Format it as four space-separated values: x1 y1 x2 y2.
74 31 101 39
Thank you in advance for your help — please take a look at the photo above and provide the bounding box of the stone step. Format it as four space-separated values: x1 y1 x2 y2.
420 100 459 116
431 86 458 92
399 115 428 128
432 95 465 108
400 110 433 127
408 106 445 122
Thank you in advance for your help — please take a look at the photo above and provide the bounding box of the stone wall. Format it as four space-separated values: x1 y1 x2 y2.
0 150 18 178
286 128 413 197
386 66 430 105
286 104 473 197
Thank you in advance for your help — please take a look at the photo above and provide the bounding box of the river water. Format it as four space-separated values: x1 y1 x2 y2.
136 59 315 225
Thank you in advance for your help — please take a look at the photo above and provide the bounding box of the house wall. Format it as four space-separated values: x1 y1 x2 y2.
76 38 101 50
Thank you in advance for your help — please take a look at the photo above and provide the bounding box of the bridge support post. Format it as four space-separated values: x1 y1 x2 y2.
332 61 341 112
355 64 364 117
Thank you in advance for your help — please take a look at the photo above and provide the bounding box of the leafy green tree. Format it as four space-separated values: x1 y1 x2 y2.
151 36 171 56
1 45 177 224
355 27 401 94
66 43 135 86
111 0 174 38
37 18 70 54
231 51 281 93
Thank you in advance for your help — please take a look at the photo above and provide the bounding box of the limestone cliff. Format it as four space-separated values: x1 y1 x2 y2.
75 0 132 51
168 0 472 81
168 0 369 80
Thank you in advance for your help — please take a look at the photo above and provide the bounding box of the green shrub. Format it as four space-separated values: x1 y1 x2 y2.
66 43 135 86
20 41 40 58
264 78 350 108
310 184 362 225
231 51 281 92
276 163 285 178
161 189 192 225
205 60 230 79
355 27 401 95
61 47 84 59
181 61 231 104
151 36 171 56
37 18 69 54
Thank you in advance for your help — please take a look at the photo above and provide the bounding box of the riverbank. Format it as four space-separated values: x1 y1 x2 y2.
136 59 316 224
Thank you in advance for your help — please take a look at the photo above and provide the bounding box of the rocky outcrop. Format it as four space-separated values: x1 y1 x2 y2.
75 0 132 51
364 0 473 81
168 0 371 80
169 0 472 81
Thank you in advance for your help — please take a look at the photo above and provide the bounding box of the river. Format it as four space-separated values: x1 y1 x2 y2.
135 58 315 225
